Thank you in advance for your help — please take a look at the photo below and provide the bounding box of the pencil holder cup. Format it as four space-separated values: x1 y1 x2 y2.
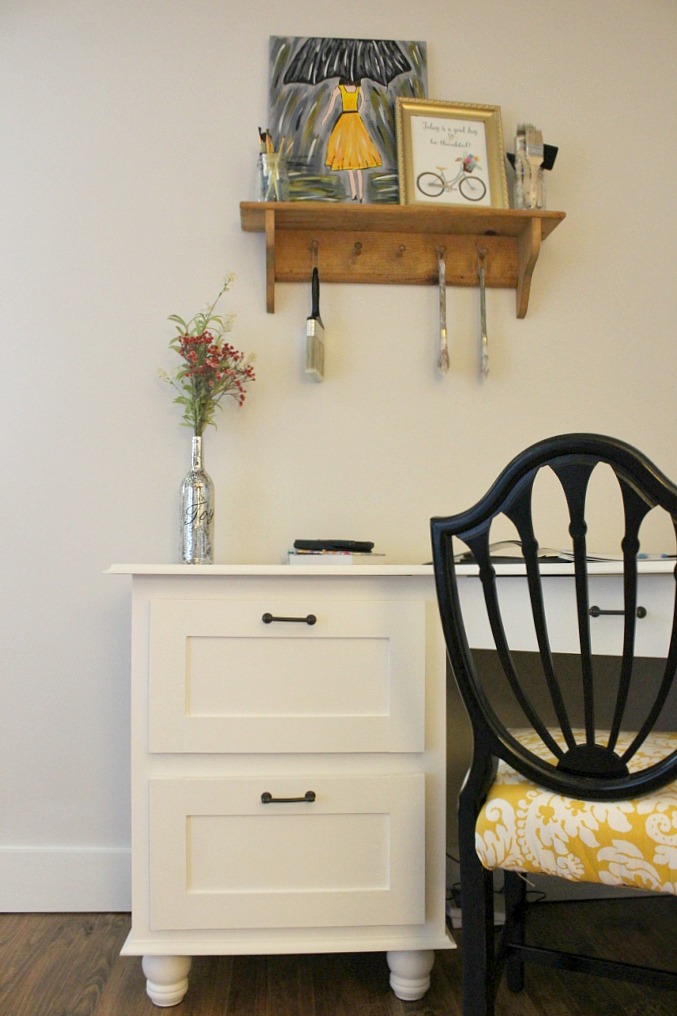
256 153 289 202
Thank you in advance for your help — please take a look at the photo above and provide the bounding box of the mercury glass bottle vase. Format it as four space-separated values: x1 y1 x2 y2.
180 435 214 564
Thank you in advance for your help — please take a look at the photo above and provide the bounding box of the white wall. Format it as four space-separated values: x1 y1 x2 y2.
1 0 675 910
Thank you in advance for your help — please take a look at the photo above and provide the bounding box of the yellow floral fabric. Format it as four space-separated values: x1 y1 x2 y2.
475 730 677 894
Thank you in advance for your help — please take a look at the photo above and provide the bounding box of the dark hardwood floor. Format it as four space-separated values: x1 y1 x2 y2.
1 898 675 1016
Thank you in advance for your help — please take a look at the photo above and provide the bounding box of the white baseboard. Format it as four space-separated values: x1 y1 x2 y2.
0 846 131 912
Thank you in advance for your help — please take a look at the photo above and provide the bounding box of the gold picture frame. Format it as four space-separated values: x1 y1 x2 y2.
396 98 509 208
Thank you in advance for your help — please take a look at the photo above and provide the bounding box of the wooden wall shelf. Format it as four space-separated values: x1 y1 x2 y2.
239 201 565 317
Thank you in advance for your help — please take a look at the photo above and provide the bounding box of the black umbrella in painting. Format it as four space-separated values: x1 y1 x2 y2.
283 38 412 87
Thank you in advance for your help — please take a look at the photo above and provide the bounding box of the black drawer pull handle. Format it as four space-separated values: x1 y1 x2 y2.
261 612 317 625
261 791 317 804
589 605 647 618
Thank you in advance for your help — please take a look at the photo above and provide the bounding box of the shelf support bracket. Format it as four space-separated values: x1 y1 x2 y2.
265 207 276 313
516 217 541 319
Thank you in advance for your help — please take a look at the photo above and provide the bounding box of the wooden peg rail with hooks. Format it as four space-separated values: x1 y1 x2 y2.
239 201 565 317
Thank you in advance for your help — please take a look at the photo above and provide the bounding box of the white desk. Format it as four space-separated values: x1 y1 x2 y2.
110 560 673 1006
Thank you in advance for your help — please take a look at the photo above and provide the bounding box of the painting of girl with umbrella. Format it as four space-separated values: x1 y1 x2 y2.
269 36 427 204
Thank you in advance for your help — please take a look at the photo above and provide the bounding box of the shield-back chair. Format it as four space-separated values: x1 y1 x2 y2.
431 433 677 1015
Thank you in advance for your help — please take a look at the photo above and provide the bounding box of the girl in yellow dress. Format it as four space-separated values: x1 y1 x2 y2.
321 80 382 202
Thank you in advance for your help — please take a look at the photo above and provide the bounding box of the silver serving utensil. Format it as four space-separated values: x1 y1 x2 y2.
525 125 544 208
478 250 489 379
513 124 527 208
437 249 449 374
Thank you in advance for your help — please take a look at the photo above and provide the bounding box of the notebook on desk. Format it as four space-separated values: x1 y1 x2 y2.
452 540 621 564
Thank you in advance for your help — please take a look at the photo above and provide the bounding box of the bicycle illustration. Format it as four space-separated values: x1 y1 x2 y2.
416 154 487 202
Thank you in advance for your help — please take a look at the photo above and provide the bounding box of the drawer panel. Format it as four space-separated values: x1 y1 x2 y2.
459 574 673 658
149 598 425 753
149 773 425 930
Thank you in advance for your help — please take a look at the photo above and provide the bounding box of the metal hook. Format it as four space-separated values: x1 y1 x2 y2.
353 241 363 257
477 248 489 380
437 247 449 374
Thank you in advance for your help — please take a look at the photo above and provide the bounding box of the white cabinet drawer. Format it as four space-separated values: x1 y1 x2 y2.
459 573 673 658
148 598 425 753
148 773 425 931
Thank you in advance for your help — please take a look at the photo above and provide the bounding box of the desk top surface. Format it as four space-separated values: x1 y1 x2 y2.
107 560 675 578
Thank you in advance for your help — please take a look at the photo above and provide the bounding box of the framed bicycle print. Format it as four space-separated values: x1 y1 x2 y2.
396 98 509 208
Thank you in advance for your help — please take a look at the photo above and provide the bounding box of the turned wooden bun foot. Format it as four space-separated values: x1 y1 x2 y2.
142 955 192 1007
387 949 435 1000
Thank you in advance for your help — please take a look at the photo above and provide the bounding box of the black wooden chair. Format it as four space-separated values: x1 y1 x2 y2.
430 434 677 1016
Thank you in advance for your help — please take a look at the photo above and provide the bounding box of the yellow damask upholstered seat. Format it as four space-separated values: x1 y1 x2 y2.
476 730 677 893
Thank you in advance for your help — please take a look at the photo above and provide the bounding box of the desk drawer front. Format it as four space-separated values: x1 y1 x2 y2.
149 774 425 930
459 574 672 658
148 598 425 753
